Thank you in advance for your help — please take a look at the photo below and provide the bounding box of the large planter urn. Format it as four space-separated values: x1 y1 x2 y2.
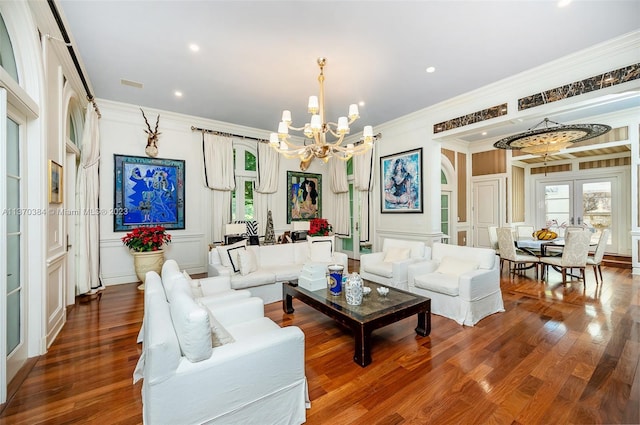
132 250 165 290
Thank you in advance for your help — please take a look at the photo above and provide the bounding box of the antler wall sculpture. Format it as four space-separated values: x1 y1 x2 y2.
140 108 161 157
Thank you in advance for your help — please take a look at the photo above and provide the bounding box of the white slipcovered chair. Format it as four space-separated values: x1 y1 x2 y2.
359 238 431 290
407 243 503 326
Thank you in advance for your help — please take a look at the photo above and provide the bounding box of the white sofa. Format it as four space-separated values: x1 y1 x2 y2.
208 237 349 304
137 270 309 425
359 238 431 290
407 243 504 326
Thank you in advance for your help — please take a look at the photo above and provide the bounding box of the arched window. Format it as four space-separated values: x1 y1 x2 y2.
231 142 257 220
0 13 18 82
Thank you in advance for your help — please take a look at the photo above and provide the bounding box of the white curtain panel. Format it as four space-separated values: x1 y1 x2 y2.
353 148 374 242
254 143 279 236
76 104 102 295
329 159 349 236
202 133 235 242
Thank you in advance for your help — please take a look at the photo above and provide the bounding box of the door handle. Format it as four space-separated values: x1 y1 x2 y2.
577 217 582 225
355 222 359 231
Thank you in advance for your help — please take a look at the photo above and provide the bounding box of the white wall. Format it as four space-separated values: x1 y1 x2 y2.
98 100 338 285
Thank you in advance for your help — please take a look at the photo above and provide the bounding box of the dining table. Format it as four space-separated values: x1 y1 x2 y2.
515 237 597 278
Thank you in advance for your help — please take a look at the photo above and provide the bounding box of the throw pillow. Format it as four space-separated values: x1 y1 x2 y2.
237 249 258 276
217 240 247 273
435 256 479 277
205 308 235 347
383 247 411 263
307 235 334 263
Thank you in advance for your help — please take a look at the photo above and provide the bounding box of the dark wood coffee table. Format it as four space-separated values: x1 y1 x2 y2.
282 280 431 367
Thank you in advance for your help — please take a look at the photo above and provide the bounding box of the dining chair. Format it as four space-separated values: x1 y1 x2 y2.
496 228 540 279
515 225 535 241
586 228 609 285
487 226 503 272
540 229 591 285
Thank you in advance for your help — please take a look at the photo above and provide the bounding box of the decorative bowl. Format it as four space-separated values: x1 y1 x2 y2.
363 286 372 296
376 287 389 297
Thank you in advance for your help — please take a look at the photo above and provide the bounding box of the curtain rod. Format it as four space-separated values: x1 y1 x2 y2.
47 0 101 119
190 126 268 143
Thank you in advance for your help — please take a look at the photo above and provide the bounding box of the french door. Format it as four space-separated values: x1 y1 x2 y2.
538 177 616 251
341 183 362 260
1 92 27 393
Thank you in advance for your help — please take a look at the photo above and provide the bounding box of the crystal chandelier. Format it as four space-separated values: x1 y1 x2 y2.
269 57 379 171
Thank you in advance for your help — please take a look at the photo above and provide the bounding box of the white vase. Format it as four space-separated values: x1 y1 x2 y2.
132 250 165 290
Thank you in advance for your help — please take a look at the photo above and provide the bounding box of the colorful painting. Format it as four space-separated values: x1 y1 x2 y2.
114 154 185 231
380 148 423 213
287 171 321 223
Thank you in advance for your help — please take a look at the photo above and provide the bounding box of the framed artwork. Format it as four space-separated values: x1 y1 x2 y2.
287 171 322 223
114 154 185 231
49 160 63 204
380 148 423 213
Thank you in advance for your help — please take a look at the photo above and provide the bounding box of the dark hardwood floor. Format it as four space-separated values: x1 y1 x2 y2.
1 260 638 424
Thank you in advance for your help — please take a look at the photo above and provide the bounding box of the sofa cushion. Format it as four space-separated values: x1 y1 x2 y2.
231 270 277 289
204 307 235 347
384 247 411 263
217 240 247 272
269 264 304 282
168 288 212 362
307 235 334 262
435 256 479 277
364 262 393 278
414 273 460 296
237 249 258 276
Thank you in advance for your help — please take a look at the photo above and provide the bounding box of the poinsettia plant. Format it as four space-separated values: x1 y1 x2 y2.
308 218 332 236
122 225 171 252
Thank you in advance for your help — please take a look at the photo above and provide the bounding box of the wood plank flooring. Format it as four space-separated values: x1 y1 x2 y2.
1 261 638 424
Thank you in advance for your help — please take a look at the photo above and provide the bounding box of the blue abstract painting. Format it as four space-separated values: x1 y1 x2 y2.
114 154 185 231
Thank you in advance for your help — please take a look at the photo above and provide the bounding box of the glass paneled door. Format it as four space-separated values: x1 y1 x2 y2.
2 103 27 389
342 183 362 260
539 177 615 250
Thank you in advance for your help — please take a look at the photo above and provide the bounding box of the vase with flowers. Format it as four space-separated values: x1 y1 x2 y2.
308 218 333 236
122 225 171 289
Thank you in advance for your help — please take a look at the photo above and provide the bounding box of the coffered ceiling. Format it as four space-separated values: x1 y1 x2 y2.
57 1 640 145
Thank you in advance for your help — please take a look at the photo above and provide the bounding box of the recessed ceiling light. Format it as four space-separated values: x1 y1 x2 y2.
558 0 571 7
174 91 183 97
358 101 365 107
426 66 436 73
189 43 200 52
482 132 488 136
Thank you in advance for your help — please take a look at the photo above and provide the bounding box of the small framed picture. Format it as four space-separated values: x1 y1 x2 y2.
49 160 63 204
380 148 423 213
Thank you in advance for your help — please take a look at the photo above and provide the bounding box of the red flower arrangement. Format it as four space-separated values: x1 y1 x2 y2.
121 225 171 252
309 218 332 236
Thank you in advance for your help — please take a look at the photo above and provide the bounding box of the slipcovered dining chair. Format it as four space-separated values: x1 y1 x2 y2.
586 228 609 285
487 226 503 271
540 229 591 285
515 225 535 241
496 228 540 279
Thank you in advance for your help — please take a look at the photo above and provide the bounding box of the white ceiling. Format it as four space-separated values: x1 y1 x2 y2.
57 0 640 141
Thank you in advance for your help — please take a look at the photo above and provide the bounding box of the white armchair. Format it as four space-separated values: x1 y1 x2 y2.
359 238 431 290
407 243 503 326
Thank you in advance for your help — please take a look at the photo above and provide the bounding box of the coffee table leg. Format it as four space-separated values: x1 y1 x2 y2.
283 293 294 314
354 326 372 367
415 310 431 336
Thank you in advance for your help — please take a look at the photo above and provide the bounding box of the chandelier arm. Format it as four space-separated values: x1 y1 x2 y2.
286 124 307 132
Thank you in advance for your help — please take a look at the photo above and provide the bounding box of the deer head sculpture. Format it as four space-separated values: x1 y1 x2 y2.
141 108 161 157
